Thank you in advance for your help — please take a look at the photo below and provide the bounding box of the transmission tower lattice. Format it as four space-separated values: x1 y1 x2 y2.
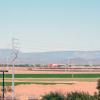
12 38 19 100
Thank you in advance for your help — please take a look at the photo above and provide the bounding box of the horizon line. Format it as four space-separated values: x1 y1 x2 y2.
0 48 100 53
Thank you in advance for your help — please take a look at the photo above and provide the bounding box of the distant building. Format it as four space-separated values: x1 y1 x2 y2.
48 64 65 68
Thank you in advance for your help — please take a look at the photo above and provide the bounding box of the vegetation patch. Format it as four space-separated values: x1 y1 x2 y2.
0 74 100 78
0 82 75 86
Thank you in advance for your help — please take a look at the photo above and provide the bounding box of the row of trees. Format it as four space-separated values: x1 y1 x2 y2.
1 64 100 68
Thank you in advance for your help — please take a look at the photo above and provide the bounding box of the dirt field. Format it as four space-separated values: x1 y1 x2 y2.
0 67 99 100
3 82 97 100
2 66 100 74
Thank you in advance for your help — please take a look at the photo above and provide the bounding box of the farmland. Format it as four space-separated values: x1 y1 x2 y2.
0 74 100 78
0 67 99 99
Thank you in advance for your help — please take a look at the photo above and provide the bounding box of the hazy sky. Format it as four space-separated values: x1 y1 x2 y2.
0 0 100 52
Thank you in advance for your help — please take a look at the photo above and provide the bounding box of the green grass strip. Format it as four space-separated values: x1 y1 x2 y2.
0 74 100 78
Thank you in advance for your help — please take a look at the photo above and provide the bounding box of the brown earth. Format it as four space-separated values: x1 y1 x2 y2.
1 66 100 74
4 82 97 100
0 67 99 100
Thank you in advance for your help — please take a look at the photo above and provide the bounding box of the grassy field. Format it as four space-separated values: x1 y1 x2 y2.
0 74 99 86
0 74 100 78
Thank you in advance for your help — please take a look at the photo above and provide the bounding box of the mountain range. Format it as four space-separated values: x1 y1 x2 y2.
0 49 100 65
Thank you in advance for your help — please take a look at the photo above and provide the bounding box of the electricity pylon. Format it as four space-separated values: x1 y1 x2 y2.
12 38 19 100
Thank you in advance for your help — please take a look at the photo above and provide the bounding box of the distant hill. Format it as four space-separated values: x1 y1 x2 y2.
0 49 100 65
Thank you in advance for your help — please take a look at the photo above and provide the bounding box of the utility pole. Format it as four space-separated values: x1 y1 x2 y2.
12 38 19 100
0 68 8 99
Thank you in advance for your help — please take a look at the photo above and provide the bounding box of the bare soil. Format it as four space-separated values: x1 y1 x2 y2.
4 82 97 100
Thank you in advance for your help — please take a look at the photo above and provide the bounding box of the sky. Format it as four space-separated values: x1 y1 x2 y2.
0 0 100 52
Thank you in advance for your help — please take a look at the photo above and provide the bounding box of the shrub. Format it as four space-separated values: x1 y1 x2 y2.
42 92 64 100
66 92 97 100
96 79 100 100
41 91 98 100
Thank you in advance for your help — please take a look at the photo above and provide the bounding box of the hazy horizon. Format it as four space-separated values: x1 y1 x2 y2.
0 48 100 53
